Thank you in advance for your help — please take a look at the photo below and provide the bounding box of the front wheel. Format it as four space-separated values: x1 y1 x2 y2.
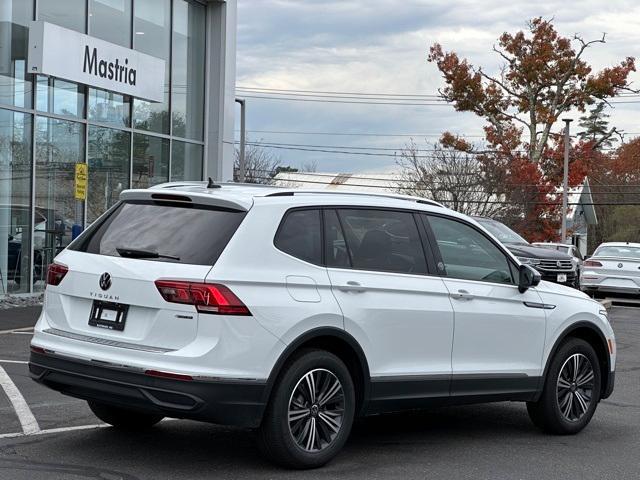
257 349 355 469
527 338 601 434
88 401 163 430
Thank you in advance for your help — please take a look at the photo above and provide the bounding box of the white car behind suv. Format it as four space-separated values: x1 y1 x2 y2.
30 182 616 469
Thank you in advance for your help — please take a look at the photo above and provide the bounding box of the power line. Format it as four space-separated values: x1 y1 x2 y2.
236 86 442 98
235 129 486 138
237 95 451 106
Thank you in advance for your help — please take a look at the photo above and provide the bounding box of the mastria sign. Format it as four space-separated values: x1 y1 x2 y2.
28 21 165 103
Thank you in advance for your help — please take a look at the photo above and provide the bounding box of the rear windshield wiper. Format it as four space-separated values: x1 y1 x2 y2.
116 247 180 261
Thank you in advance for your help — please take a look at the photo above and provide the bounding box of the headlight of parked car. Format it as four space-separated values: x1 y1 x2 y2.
517 257 541 266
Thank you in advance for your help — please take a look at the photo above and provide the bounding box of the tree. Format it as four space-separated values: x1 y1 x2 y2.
428 17 635 163
397 142 512 217
427 18 636 240
577 102 617 149
233 141 281 184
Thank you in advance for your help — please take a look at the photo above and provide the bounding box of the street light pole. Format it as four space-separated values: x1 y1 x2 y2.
561 118 573 243
235 98 246 183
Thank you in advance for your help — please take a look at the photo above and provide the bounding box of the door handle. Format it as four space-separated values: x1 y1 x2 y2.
450 289 474 301
338 281 366 293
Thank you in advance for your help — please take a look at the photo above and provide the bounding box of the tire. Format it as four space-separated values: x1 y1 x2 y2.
257 349 356 469
88 401 163 430
527 338 601 435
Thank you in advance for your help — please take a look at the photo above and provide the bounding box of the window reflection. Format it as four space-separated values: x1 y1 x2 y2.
132 0 170 134
132 133 169 188
171 141 203 181
0 0 33 109
38 0 86 33
34 117 85 291
89 0 132 47
36 76 85 119
0 108 32 294
88 126 130 223
88 88 130 128
172 0 205 140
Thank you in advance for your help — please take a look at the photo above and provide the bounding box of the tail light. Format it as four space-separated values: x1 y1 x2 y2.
584 260 603 267
46 263 68 286
155 280 251 316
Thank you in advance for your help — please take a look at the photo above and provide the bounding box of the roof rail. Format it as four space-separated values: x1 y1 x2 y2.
264 189 444 208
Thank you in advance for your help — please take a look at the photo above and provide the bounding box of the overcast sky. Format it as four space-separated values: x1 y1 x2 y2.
235 0 640 173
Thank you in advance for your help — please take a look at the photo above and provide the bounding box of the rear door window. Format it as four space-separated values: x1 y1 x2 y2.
69 201 246 266
274 209 322 265
337 209 427 274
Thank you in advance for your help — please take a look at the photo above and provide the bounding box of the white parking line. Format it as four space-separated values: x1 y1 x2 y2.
0 423 108 439
0 360 28 365
11 331 34 335
0 366 40 435
0 327 34 335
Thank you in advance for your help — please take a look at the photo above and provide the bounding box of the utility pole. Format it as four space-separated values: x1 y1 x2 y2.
561 118 572 243
235 98 246 183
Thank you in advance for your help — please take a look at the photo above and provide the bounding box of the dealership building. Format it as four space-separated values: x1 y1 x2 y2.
0 0 237 295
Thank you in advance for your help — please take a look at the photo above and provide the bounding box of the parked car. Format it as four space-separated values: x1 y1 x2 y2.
30 183 616 469
2 204 72 286
581 242 640 298
473 217 579 288
532 242 584 275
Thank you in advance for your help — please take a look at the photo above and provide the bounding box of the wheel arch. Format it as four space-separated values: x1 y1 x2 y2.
262 327 371 418
540 321 611 400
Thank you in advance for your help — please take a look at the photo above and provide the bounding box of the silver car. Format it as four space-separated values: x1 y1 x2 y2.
581 242 640 297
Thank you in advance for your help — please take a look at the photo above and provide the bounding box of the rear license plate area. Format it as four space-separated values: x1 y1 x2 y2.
89 300 129 331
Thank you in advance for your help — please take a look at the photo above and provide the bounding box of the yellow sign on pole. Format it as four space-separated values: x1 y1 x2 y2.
74 163 88 200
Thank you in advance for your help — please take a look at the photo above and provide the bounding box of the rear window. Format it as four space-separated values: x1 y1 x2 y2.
69 201 246 266
594 245 640 259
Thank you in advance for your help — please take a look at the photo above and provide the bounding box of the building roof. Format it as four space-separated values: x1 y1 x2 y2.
272 172 401 193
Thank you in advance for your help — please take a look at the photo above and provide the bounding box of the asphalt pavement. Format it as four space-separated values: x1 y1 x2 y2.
0 306 638 479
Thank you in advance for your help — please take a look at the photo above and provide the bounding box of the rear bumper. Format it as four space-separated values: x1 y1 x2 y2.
29 352 266 428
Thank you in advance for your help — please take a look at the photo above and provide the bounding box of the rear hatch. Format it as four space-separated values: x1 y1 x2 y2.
45 196 247 351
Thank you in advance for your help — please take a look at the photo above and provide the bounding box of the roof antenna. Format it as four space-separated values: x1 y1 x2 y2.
207 177 221 189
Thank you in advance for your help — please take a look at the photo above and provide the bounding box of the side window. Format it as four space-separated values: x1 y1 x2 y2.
274 209 322 265
324 209 350 268
426 215 514 284
337 209 427 274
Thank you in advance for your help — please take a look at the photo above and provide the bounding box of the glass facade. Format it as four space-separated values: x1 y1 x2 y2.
0 0 206 294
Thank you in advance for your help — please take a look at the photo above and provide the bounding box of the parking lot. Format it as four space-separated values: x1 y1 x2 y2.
0 306 637 480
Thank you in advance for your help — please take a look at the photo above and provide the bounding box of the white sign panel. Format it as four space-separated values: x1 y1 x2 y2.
28 21 165 103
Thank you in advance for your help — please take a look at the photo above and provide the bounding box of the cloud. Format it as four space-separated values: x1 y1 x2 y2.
236 0 640 172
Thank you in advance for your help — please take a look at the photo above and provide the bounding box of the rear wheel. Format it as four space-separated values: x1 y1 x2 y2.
527 338 601 434
257 349 355 469
88 401 163 430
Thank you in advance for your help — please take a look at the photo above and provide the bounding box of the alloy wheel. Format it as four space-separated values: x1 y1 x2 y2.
556 353 595 422
288 368 345 452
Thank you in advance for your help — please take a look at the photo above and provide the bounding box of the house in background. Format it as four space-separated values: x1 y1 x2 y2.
555 179 598 257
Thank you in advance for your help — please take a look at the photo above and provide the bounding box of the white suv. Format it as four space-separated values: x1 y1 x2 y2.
30 182 616 469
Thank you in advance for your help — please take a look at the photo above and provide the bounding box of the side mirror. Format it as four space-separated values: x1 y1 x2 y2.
518 264 541 293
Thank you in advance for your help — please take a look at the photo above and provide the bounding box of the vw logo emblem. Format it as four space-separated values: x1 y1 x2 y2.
99 272 112 291
618 263 624 269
